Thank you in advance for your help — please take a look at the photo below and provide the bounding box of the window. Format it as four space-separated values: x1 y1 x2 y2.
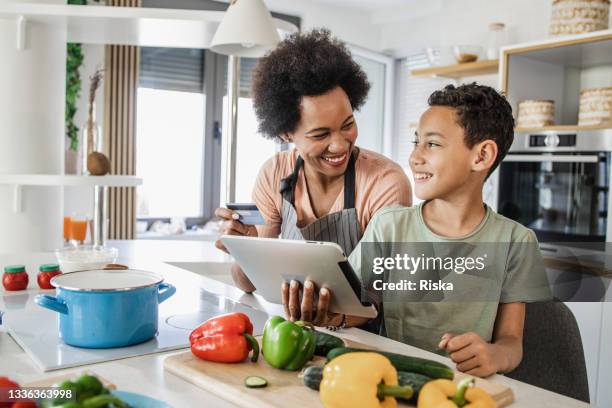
136 88 205 217
349 47 395 157
136 47 206 219
137 1 300 226
223 58 280 203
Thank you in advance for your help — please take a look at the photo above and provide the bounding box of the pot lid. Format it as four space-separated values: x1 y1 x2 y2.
51 269 164 292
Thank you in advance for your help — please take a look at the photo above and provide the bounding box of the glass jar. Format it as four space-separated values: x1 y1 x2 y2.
486 22 506 60
79 104 103 175
2 265 29 291
38 264 62 290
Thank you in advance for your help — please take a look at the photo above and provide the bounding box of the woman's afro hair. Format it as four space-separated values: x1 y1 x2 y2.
251 28 370 142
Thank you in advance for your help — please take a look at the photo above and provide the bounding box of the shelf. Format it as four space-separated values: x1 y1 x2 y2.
502 29 612 68
515 124 612 133
0 174 142 187
0 3 298 48
410 60 499 79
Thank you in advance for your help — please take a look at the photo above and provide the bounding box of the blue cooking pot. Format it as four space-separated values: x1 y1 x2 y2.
34 269 176 348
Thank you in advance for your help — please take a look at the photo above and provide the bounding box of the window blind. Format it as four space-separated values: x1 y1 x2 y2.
394 53 450 166
221 57 259 98
139 47 204 93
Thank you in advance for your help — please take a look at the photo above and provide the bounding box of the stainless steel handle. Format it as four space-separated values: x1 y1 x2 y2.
504 154 599 163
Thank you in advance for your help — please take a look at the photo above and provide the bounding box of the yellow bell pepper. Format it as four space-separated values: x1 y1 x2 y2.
320 352 413 408
417 378 496 408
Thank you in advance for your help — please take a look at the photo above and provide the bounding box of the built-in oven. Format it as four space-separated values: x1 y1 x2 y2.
497 130 612 246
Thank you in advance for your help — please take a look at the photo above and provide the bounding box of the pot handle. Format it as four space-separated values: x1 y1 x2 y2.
157 283 176 304
35 294 68 315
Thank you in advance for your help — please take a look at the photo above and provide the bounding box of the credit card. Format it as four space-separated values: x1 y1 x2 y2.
226 203 266 225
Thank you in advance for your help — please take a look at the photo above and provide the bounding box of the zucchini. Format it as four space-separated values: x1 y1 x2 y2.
300 365 430 399
326 347 454 380
314 331 345 356
244 376 268 388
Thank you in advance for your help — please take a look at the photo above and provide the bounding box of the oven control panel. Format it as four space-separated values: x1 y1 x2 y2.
529 133 576 147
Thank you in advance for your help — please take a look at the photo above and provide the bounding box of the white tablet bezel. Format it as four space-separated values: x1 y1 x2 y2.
221 235 377 318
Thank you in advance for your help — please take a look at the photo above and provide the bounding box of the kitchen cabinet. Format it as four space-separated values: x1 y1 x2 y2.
565 302 603 403
598 302 612 407
498 29 612 406
501 29 612 131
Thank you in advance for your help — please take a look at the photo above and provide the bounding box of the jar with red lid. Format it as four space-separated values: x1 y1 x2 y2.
38 264 62 290
2 265 29 291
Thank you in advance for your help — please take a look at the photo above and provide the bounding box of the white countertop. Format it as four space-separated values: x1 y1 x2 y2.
0 240 591 407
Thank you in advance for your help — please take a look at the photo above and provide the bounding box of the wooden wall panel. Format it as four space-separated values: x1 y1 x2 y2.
104 0 140 240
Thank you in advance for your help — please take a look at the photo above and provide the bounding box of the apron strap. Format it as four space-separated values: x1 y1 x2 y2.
280 151 357 209
343 152 357 209
280 156 304 205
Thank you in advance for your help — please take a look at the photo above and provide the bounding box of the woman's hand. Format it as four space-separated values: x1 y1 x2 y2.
214 207 258 253
281 279 343 327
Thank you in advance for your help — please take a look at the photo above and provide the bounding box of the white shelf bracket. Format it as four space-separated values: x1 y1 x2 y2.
16 15 26 51
13 185 23 213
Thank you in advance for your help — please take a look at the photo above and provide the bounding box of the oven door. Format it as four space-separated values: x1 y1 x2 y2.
497 152 609 243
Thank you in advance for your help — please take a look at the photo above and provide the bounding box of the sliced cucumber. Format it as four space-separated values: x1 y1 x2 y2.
244 376 268 389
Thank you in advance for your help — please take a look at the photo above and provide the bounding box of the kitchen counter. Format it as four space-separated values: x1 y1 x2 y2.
0 240 591 407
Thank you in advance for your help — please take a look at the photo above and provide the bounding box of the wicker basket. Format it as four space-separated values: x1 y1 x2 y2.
578 87 612 126
550 0 610 36
517 100 556 128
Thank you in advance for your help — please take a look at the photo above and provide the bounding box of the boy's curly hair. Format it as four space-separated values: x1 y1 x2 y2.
428 83 514 176
251 29 370 142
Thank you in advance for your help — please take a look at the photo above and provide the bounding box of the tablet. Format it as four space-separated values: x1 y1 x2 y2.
221 236 377 318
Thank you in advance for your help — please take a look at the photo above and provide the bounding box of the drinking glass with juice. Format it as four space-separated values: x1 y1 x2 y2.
63 216 71 243
70 215 89 245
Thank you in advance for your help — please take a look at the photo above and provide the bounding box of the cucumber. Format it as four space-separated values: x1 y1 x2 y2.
397 371 430 395
326 347 454 380
300 365 430 398
244 376 268 388
300 365 324 391
314 331 345 356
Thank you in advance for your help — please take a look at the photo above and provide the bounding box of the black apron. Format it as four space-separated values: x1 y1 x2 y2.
279 152 383 333
279 152 362 255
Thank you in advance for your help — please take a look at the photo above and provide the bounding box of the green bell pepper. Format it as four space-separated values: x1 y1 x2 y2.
262 316 316 371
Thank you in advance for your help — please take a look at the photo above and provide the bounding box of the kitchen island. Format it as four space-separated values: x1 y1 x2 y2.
0 240 590 407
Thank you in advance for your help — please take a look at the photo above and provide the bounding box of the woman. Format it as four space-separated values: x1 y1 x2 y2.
215 29 411 318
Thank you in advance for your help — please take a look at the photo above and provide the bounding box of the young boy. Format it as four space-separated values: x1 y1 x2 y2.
346 83 551 377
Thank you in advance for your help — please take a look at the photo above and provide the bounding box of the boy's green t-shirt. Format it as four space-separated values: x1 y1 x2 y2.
348 202 552 354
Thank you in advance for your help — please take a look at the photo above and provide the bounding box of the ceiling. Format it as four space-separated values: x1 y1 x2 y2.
310 0 409 12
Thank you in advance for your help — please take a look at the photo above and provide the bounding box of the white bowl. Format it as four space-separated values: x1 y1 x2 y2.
55 245 118 273
453 45 483 64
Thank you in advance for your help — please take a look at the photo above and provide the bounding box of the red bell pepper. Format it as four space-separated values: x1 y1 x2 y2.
0 376 20 408
190 312 259 363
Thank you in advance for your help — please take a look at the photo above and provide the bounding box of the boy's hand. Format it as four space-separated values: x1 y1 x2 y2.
439 332 503 378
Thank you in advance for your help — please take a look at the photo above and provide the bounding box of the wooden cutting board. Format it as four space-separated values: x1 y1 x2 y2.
164 338 514 408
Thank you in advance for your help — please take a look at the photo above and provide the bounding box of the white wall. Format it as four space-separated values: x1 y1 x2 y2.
377 0 553 56
264 0 381 51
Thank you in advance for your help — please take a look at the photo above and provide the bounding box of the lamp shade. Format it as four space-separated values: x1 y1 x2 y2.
210 0 281 58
